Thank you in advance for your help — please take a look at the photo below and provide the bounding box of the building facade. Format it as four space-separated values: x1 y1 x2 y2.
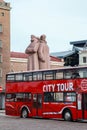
0 0 11 109
51 40 87 67
79 50 87 66
10 51 64 72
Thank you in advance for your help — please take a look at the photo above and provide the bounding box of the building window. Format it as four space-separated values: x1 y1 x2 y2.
0 69 2 77
0 40 2 48
0 68 2 82
5 2 8 6
0 55 2 62
1 12 4 16
0 24 3 33
83 57 86 63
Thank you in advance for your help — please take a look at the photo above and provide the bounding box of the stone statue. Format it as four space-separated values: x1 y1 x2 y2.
38 34 50 69
25 35 40 70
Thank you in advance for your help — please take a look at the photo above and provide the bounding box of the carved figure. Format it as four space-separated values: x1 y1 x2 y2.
38 34 50 69
25 35 40 70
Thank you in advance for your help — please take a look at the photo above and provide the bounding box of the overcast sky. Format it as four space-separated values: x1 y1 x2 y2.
5 0 87 53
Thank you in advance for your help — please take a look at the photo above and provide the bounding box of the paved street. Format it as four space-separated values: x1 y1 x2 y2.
0 112 87 130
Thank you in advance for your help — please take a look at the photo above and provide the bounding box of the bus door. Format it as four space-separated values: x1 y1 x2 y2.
82 93 87 119
77 93 83 119
32 94 42 117
77 93 87 120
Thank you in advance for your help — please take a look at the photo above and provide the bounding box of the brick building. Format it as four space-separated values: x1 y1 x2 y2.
0 0 11 109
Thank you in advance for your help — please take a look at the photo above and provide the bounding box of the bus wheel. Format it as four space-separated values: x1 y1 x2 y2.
63 110 72 121
21 108 28 118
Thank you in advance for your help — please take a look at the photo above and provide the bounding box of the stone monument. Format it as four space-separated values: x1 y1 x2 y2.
25 35 40 70
38 34 50 69
25 34 50 71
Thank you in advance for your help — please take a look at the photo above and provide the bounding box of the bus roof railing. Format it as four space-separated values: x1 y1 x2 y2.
6 65 87 75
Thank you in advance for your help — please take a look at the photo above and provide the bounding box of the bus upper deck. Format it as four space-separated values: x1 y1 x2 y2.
6 66 87 82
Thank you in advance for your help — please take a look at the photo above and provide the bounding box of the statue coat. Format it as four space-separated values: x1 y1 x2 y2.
25 40 40 70
38 40 50 70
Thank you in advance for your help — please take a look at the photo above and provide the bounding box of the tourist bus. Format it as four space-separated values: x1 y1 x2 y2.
5 66 87 121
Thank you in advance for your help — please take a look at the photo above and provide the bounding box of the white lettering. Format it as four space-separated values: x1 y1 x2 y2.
43 85 47 92
57 82 74 92
57 84 60 91
69 82 73 91
65 83 69 91
51 84 55 92
43 82 74 92
61 83 64 91
43 84 55 92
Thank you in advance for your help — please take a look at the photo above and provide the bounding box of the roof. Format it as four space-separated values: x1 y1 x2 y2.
51 50 75 58
50 56 61 62
70 40 87 47
73 46 83 51
11 51 62 62
11 52 28 58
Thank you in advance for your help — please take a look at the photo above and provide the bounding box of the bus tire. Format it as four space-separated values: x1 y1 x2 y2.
21 108 28 118
63 110 72 121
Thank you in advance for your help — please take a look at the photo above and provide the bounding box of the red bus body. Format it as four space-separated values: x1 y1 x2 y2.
5 66 87 121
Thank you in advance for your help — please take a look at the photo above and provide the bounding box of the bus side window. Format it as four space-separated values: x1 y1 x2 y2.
6 74 15 82
83 70 87 78
54 92 63 102
24 73 32 81
38 72 42 80
24 93 31 101
16 93 24 101
44 92 54 102
71 72 80 79
55 71 63 79
64 92 76 102
33 72 40 81
64 71 72 79
6 93 15 102
42 71 54 80
15 93 32 102
15 74 23 81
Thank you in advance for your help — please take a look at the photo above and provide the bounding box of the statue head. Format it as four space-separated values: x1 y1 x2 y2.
40 34 46 40
31 35 39 42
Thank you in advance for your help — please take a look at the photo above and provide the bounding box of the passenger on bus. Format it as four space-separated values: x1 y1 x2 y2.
71 72 80 79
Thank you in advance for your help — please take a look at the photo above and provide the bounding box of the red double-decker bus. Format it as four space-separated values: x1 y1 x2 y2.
5 66 87 121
